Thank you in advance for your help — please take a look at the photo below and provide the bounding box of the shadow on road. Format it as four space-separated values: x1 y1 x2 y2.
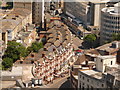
59 79 71 90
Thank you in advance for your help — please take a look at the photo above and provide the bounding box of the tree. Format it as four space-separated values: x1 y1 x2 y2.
30 42 43 53
83 34 97 48
0 1 2 6
2 58 13 70
112 33 120 41
27 46 33 54
3 41 27 62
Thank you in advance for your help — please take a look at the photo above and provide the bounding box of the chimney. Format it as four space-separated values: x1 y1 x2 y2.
26 25 28 31
89 65 93 70
44 48 47 51
42 54 45 58
31 54 34 57
85 61 88 65
53 48 56 51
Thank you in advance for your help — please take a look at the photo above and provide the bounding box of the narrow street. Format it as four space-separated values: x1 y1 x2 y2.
38 75 71 89
48 76 70 88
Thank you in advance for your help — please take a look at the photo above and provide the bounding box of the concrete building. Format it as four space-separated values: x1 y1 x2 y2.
13 0 63 26
16 20 75 85
84 41 120 57
15 24 37 47
31 20 75 85
32 1 44 25
78 55 120 89
63 1 89 25
96 55 116 72
14 1 33 11
13 0 45 25
70 54 120 89
63 0 112 28
0 8 35 47
100 2 120 44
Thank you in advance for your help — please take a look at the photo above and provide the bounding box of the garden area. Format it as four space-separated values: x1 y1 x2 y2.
2 41 43 70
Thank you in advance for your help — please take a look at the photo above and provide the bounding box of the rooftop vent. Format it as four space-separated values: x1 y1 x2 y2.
12 18 16 20
15 15 19 17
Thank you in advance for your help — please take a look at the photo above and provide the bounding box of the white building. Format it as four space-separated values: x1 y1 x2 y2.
96 55 116 72
77 55 120 89
100 2 120 44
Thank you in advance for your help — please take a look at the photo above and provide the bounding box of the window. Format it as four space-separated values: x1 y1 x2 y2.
102 84 104 87
83 76 84 80
91 86 93 90
111 61 112 65
87 79 89 82
101 59 103 62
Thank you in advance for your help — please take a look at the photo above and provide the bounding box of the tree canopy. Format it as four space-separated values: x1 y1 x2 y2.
84 34 97 42
27 42 43 53
83 34 97 48
112 33 120 41
2 41 44 70
2 58 13 70
3 41 28 62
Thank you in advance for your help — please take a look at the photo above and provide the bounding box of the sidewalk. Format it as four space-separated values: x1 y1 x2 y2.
47 75 69 88
36 74 69 88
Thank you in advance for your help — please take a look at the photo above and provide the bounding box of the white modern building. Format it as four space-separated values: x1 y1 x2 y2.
100 2 120 44
78 55 120 89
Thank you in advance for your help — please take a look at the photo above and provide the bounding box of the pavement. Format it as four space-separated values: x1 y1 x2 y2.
36 75 70 89
1 81 16 88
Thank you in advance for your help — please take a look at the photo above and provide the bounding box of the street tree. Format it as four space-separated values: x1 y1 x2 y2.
2 58 13 70
83 34 97 48
112 33 120 41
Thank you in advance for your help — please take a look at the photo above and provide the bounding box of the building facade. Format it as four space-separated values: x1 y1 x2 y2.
63 1 89 26
63 0 108 27
13 0 44 25
23 20 76 85
78 55 120 89
100 2 120 44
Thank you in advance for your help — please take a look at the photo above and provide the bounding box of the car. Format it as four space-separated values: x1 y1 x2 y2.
81 37 84 40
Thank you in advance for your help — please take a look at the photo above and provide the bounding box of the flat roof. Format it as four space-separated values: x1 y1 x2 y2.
2 66 23 76
80 69 103 79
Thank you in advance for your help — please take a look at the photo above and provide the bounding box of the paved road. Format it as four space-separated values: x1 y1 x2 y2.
38 75 70 89
47 76 69 88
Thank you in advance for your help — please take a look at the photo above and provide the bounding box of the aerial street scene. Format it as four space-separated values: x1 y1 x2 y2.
0 0 120 89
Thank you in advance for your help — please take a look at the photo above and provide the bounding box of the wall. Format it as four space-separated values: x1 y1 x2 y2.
96 56 116 72
78 70 106 88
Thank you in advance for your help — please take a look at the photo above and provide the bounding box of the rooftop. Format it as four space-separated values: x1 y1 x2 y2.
15 24 35 40
102 2 120 15
1 8 31 32
96 41 119 54
2 66 23 76
80 69 103 79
